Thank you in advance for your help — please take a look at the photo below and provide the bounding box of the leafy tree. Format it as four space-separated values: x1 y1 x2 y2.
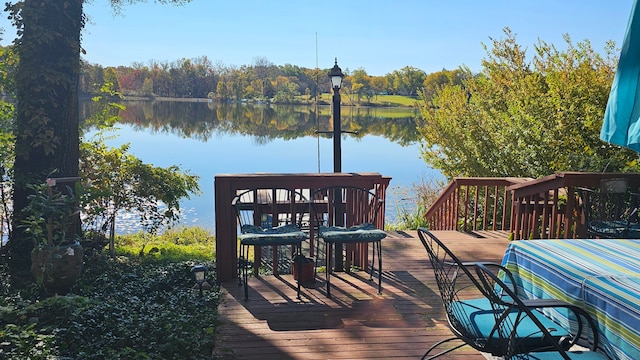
79 60 105 96
80 134 201 256
351 67 373 104
370 76 388 98
387 66 427 96
6 0 84 273
421 69 466 102
5 0 191 275
141 77 154 96
147 60 169 96
250 56 274 99
216 80 229 100
416 28 637 179
103 67 120 92
0 44 17 246
273 80 299 103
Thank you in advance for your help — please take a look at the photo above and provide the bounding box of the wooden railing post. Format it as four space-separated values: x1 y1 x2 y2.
214 176 235 282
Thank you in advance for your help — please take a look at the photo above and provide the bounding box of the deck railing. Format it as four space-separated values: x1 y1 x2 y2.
424 172 640 240
214 173 390 282
424 177 530 233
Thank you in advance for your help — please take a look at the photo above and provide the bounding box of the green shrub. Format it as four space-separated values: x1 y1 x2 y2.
0 248 220 359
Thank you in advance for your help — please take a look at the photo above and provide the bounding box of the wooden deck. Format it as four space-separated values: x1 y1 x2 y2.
214 230 511 359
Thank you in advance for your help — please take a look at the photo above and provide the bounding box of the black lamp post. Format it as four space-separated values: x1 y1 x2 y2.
328 58 344 173
328 59 345 270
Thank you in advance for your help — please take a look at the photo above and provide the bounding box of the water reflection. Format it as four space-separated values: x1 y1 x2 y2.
81 100 438 233
82 100 421 144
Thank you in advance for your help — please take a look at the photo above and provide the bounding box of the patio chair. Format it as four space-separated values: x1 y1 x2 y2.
474 263 608 359
578 178 640 239
309 186 386 298
233 188 309 300
417 228 597 359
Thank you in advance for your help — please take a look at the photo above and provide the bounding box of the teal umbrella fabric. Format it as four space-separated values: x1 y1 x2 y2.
601 0 640 152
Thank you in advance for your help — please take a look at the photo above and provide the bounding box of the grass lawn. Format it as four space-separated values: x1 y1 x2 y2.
314 93 418 107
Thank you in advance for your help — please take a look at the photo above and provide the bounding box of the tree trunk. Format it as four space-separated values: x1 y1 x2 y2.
9 0 83 273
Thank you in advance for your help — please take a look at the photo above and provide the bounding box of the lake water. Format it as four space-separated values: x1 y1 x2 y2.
84 101 443 233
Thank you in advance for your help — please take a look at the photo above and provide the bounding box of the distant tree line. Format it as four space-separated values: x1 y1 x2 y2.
78 55 460 103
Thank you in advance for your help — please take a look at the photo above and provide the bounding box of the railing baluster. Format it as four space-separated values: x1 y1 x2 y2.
541 190 550 239
565 186 576 238
473 185 479 231
451 190 457 230
482 185 489 230
503 186 510 231
463 186 469 232
551 188 559 238
496 186 501 230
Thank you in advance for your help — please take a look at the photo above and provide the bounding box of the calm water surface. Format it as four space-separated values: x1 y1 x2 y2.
86 101 443 233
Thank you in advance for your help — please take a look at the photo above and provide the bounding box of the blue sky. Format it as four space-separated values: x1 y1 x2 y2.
0 0 635 76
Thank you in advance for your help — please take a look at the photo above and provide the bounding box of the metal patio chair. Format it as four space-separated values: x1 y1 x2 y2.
578 178 640 239
233 188 309 300
309 186 386 298
475 263 607 359
417 228 598 359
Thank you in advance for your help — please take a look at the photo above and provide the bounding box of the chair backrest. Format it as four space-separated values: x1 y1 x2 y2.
416 228 501 354
474 263 585 360
310 186 383 228
232 188 309 230
587 178 633 218
578 179 640 237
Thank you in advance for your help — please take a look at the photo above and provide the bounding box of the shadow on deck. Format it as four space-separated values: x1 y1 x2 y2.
214 230 511 360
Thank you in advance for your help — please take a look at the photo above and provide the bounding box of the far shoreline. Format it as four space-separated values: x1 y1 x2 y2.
117 95 418 108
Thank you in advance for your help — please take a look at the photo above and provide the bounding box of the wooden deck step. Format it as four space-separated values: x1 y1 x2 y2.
214 230 511 359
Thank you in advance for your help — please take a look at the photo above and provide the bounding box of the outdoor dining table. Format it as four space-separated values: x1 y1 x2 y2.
501 239 640 360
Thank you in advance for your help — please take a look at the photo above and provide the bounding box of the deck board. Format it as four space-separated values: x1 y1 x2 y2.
214 230 510 359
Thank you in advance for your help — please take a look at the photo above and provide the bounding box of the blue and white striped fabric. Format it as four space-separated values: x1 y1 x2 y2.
501 239 640 360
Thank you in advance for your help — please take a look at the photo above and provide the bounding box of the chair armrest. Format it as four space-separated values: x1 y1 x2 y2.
519 298 599 350
447 261 502 268
577 187 596 193
458 261 502 267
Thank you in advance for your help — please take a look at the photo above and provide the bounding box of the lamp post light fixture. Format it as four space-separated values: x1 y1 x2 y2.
328 58 344 173
328 59 346 271
191 265 208 297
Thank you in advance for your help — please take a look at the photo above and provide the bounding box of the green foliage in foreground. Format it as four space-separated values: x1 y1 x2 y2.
0 227 220 359
417 28 639 178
